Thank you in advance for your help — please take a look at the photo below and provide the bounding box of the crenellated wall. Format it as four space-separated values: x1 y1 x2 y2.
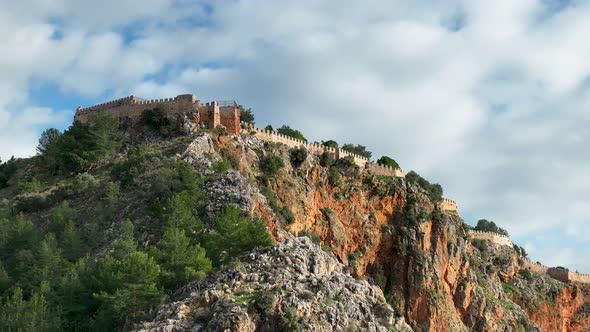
468 230 513 247
74 94 241 135
522 258 549 274
241 122 404 176
440 198 458 212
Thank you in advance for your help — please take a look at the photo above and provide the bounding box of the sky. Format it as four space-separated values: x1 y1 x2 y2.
1 0 590 271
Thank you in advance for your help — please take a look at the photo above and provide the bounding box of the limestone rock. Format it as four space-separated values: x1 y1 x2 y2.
134 237 413 332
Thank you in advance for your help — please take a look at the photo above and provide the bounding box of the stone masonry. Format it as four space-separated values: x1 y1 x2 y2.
74 94 241 135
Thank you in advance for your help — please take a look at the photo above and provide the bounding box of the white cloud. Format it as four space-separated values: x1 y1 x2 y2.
3 0 590 271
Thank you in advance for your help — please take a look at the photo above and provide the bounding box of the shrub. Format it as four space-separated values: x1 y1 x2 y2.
142 107 176 136
520 269 533 281
278 206 295 224
260 155 284 178
298 229 321 245
289 147 308 167
327 166 341 186
319 151 334 167
13 192 51 213
213 159 232 173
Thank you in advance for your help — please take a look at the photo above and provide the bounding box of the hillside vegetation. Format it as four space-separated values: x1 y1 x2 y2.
0 110 589 332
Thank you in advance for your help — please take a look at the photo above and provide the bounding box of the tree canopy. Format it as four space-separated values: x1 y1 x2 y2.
342 144 372 159
474 219 509 236
277 125 307 142
377 156 399 169
239 106 255 124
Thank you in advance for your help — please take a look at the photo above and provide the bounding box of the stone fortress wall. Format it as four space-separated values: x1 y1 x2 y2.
74 94 241 135
469 230 590 284
241 122 405 177
469 230 513 247
439 198 458 212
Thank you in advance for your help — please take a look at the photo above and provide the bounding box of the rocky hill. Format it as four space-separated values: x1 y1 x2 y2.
0 111 589 331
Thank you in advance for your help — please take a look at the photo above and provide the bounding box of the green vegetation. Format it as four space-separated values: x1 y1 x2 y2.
341 143 372 159
405 170 443 203
321 140 338 149
0 157 18 188
0 118 276 331
277 125 307 142
142 107 176 136
260 155 284 178
37 111 124 174
377 156 399 169
289 147 308 167
239 106 255 124
319 151 335 167
474 219 509 236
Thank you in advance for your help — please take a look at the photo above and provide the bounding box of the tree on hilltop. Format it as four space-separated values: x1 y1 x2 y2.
239 106 255 124
322 140 338 149
277 125 307 142
342 144 372 159
36 128 62 155
377 156 399 169
474 219 509 236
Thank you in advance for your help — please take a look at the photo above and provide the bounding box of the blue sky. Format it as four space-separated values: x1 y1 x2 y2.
2 0 590 272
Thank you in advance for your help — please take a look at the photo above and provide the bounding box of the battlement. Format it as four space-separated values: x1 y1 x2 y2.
468 230 513 247
439 198 458 212
241 122 403 174
74 94 240 135
365 162 405 178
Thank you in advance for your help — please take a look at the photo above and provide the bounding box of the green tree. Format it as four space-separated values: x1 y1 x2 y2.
264 125 274 131
204 205 273 266
277 125 307 142
0 156 18 188
0 285 62 332
321 140 338 149
405 170 443 203
377 156 399 169
36 128 62 155
239 106 255 124
342 144 372 159
289 147 308 167
52 110 124 173
155 228 211 290
163 191 204 236
474 219 509 236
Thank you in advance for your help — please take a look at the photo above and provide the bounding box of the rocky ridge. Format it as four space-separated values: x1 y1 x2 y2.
135 237 413 332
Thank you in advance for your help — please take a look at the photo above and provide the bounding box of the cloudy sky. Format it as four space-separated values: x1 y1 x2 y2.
2 0 590 271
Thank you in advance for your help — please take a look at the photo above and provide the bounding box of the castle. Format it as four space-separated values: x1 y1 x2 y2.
76 95 456 211
74 94 241 135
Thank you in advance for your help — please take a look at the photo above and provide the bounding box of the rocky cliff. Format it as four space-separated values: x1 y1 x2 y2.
2 115 589 332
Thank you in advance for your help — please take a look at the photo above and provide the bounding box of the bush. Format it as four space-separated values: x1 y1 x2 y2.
213 159 232 173
520 269 533 281
319 152 334 167
260 155 284 178
298 229 321 245
289 147 308 167
278 206 295 224
327 166 341 186
142 107 176 136
13 192 52 213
